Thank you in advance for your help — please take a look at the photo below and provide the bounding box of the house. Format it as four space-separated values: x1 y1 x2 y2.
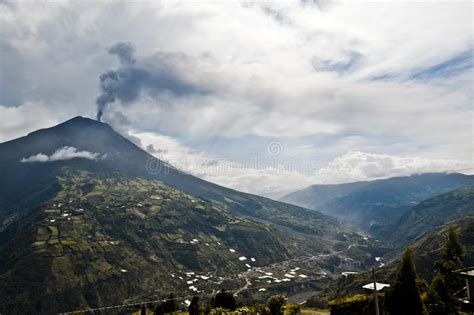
362 282 390 293
456 267 474 312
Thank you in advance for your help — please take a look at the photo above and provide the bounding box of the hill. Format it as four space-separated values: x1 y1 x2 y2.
0 117 339 237
375 185 474 245
280 173 474 228
306 215 474 308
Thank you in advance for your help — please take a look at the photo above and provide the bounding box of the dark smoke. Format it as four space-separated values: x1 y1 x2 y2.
96 41 208 122
108 42 136 65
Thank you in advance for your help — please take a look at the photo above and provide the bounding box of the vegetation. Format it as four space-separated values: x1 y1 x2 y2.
379 185 474 246
0 170 324 313
386 247 425 314
329 293 384 315
212 290 237 311
426 226 466 315
284 303 301 315
163 294 178 314
268 294 286 315
189 296 199 315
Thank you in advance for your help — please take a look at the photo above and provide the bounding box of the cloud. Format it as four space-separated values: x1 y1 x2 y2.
21 146 101 163
0 0 472 190
312 151 473 185
133 131 473 196
0 103 58 143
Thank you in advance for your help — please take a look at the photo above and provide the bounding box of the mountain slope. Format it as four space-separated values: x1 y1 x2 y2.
306 215 474 308
0 117 379 313
280 173 474 228
377 185 474 245
0 116 338 238
0 170 307 312
0 169 379 313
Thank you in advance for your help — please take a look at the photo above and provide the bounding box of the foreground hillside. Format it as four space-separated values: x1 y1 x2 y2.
306 215 474 308
280 173 474 228
0 169 383 313
375 185 474 245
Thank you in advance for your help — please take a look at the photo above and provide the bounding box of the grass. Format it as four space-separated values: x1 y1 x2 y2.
48 225 59 237
61 240 77 245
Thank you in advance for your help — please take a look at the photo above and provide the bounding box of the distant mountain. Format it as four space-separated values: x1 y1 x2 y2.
376 185 474 245
280 173 474 228
0 117 379 313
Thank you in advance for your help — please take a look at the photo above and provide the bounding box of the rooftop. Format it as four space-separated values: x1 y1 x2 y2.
362 282 391 291
456 267 474 277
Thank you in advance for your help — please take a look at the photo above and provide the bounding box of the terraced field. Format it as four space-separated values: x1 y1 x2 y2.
0 169 386 313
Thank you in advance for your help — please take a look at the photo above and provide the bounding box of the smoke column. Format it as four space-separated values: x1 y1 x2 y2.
96 42 135 122
95 41 208 122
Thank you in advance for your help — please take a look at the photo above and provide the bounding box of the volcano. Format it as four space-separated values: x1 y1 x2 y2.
0 117 372 314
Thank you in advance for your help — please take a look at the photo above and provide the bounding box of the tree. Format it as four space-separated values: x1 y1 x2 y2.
386 247 425 315
252 304 271 315
267 294 286 315
162 294 177 314
444 225 465 264
154 303 164 315
189 296 200 315
213 289 237 311
426 225 465 315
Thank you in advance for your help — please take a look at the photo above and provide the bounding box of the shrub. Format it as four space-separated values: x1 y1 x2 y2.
284 303 301 315
268 295 286 315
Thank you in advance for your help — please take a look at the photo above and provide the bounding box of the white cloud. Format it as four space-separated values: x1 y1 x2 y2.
134 131 317 196
21 146 101 163
1 0 472 193
312 151 474 185
134 131 473 196
0 103 59 143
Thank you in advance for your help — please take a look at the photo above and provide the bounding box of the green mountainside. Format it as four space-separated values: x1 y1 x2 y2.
0 169 383 313
376 185 474 245
306 215 474 308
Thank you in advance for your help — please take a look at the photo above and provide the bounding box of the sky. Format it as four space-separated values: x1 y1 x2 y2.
0 0 473 197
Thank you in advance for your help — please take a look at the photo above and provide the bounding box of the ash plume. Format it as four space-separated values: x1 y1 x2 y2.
96 41 207 122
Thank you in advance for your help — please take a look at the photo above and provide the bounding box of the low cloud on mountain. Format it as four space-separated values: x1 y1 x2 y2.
21 146 101 163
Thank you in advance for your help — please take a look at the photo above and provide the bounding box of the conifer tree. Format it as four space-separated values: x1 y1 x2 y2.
426 225 465 314
386 247 425 315
189 296 200 315
163 293 177 313
213 289 237 311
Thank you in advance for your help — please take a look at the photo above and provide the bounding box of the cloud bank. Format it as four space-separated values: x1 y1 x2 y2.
21 146 101 163
135 131 473 197
0 1 472 193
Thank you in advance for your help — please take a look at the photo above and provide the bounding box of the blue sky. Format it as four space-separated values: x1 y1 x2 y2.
0 1 472 196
